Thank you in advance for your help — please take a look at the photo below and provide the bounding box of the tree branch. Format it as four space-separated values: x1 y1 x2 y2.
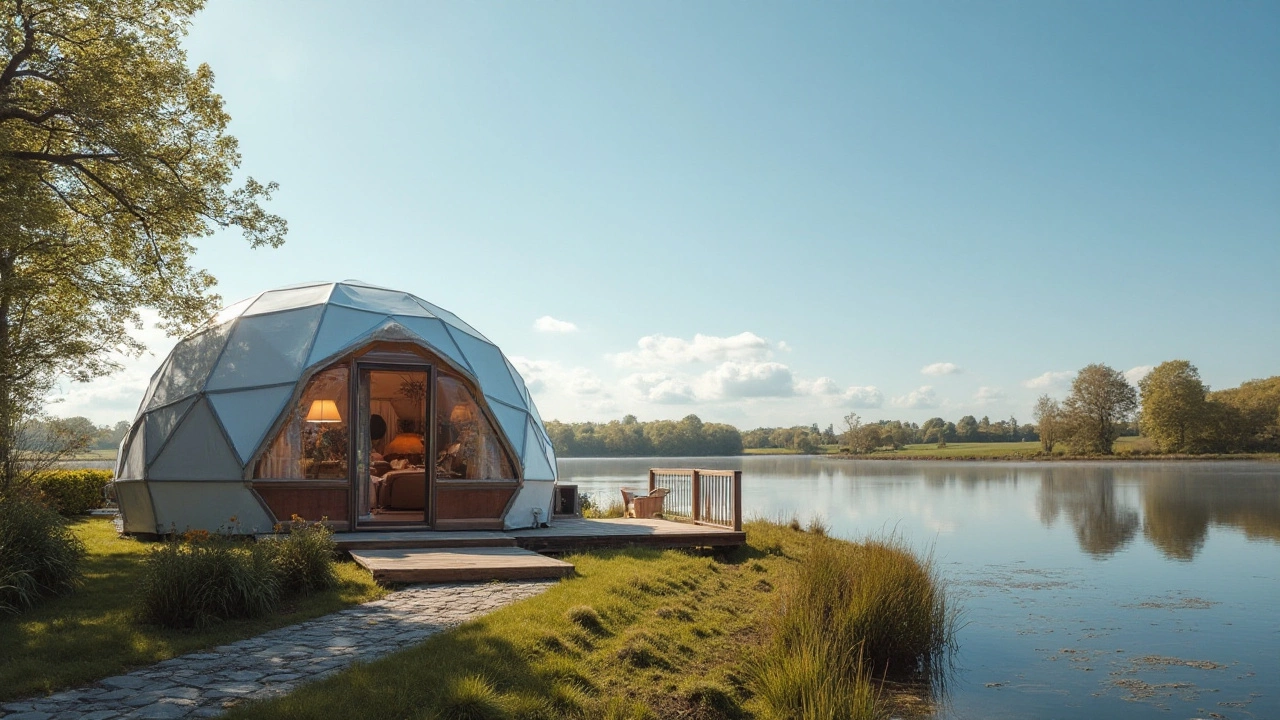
0 1 37 96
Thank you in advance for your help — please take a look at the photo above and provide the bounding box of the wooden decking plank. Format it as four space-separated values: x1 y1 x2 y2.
349 546 574 583
332 517 745 556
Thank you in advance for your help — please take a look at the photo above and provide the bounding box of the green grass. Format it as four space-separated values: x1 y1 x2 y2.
0 518 385 701
743 445 842 455
65 449 118 461
870 441 1050 459
225 520 951 720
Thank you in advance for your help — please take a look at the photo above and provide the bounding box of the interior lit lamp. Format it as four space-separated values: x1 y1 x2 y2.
305 399 342 423
305 399 342 478
383 432 425 456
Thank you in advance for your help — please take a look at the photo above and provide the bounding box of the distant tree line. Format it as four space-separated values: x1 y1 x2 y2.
545 414 743 457
21 417 130 452
1035 362 1280 455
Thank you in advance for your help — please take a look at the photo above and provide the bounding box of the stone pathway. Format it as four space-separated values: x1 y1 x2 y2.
1 581 555 720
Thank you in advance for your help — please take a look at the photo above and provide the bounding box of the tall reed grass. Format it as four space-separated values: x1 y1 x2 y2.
0 496 85 614
751 534 956 719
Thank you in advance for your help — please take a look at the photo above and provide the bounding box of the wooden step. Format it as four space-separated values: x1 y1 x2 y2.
349 546 575 583
334 530 516 551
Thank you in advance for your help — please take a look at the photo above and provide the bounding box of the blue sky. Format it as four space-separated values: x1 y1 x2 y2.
51 1 1279 430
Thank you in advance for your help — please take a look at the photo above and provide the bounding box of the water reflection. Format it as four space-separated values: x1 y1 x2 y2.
1140 471 1280 560
1036 467 1140 558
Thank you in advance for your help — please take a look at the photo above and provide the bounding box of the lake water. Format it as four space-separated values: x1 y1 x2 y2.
558 456 1280 720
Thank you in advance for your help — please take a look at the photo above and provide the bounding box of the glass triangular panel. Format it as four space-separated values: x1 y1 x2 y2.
245 284 334 316
144 396 196 464
208 385 295 463
206 305 324 391
486 400 528 456
148 322 233 409
330 284 428 315
305 305 389 367
390 315 473 375
448 329 524 408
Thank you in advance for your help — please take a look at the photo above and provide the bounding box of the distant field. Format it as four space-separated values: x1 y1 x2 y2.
68 449 118 461
873 441 1049 459
743 445 842 455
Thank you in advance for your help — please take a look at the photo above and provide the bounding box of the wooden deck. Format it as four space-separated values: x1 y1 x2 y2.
333 517 746 554
349 547 574 583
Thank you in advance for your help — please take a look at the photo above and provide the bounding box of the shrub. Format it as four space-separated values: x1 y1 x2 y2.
138 533 280 629
270 515 338 593
33 470 114 515
0 496 86 614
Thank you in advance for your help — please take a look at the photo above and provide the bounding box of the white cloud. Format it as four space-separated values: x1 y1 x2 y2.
843 386 884 408
973 386 1005 405
699 361 794 399
1023 371 1074 390
533 316 578 333
921 362 962 376
44 312 176 425
611 332 772 368
795 377 883 408
1124 365 1154 386
509 357 602 396
625 373 696 404
892 386 940 409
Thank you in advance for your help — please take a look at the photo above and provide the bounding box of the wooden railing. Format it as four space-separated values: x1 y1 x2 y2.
649 468 742 532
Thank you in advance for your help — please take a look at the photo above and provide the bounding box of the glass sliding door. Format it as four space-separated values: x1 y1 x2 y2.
355 364 432 527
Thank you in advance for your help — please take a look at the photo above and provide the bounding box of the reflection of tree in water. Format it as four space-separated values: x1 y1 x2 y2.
1037 467 1140 557
1142 471 1280 561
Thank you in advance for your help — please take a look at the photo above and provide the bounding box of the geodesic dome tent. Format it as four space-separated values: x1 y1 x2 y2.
114 281 557 535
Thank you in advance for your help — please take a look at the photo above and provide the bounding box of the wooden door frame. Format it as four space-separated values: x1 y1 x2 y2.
351 360 436 530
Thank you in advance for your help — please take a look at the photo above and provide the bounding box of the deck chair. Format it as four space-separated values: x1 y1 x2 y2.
630 487 671 519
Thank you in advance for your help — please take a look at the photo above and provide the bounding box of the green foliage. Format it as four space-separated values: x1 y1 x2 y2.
1062 363 1138 454
1139 361 1212 453
0 0 285 487
140 518 341 629
270 517 338 594
139 533 282 629
32 470 113 515
0 495 85 614
1209 376 1280 452
0 518 383 701
546 414 743 457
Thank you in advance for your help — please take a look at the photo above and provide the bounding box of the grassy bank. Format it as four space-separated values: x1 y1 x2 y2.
746 438 1278 461
0 518 384 701
226 520 953 720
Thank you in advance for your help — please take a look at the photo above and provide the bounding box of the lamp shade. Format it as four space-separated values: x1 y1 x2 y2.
305 399 342 423
449 403 476 424
384 432 424 455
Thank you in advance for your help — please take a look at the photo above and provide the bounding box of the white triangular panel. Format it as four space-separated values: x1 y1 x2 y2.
206 294 259 328
119 422 147 480
330 284 429 316
390 315 473 375
305 305 389 367
148 323 233 408
149 399 242 480
487 401 528 458
207 305 324 391
245 284 334 316
144 396 196 463
522 417 556 480
449 329 524 408
208 385 295 463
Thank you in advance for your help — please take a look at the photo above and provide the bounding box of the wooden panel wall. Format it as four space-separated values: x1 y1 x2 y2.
252 482 349 527
435 483 516 521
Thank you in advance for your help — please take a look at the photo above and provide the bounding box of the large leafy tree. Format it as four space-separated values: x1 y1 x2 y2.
0 0 285 489
1032 394 1062 453
1138 360 1211 453
1062 364 1138 455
